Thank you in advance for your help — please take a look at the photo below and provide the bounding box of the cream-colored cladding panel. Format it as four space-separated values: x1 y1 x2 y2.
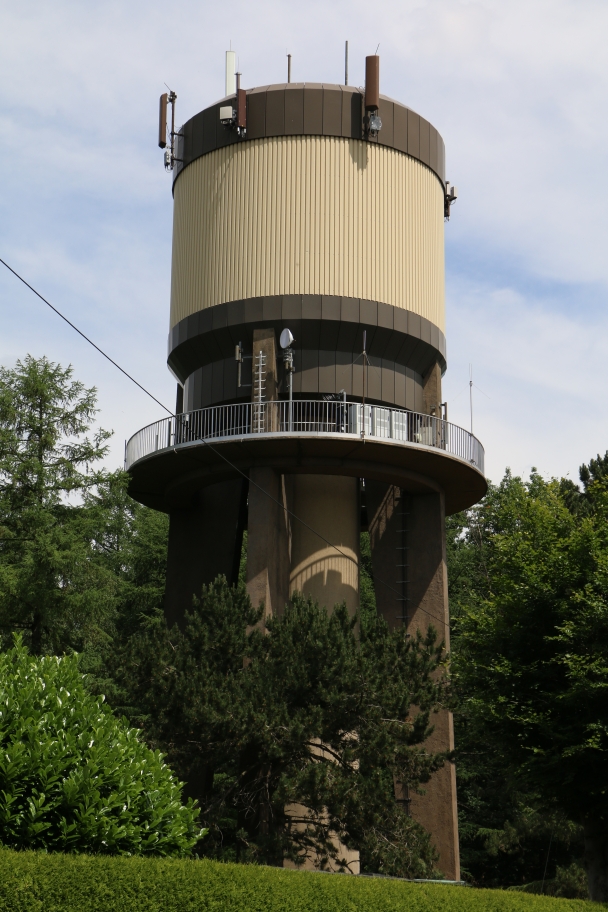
170 136 445 332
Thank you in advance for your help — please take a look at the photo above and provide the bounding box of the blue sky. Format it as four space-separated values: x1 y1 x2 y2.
1 0 607 485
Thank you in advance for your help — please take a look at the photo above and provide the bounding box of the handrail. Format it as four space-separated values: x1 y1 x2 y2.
125 400 484 475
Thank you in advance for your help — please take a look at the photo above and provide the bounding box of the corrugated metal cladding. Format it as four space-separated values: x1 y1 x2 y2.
170 135 445 333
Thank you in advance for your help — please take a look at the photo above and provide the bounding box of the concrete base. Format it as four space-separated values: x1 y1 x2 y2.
283 800 360 874
164 478 246 629
366 480 459 881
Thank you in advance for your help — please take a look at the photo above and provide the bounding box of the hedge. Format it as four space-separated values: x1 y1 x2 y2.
0 849 598 912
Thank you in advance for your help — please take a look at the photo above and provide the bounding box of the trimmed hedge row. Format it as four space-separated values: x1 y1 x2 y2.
0 849 597 912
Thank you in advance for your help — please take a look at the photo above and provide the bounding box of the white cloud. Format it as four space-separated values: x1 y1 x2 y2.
444 275 608 483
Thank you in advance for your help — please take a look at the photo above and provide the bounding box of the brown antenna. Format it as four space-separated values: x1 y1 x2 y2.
236 84 246 131
158 93 168 148
365 55 380 110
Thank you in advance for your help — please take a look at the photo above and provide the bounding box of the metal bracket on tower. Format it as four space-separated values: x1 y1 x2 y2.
444 182 458 219
235 342 252 388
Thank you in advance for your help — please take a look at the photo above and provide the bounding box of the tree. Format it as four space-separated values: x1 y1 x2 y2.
449 466 608 901
111 578 451 876
0 356 118 654
0 636 204 855
84 471 169 641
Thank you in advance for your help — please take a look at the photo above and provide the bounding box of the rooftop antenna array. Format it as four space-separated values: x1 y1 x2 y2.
225 49 236 96
158 88 180 171
219 49 247 136
287 53 292 83
365 55 382 136
345 40 349 85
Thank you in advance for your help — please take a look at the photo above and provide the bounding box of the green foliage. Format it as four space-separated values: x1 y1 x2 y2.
0 356 169 661
84 472 169 640
359 531 377 629
454 471 608 817
0 637 203 855
0 848 598 912
111 577 450 877
0 356 117 654
448 460 608 898
509 863 589 900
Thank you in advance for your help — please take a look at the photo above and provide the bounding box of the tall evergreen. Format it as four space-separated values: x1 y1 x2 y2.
0 356 116 653
111 579 452 876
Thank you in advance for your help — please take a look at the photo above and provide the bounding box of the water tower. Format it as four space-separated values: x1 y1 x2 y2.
127 52 486 880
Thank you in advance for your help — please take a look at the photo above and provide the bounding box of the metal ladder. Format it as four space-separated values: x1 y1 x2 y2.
253 350 266 434
395 489 410 628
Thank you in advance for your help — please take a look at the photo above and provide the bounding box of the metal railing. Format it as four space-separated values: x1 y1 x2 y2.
125 400 484 474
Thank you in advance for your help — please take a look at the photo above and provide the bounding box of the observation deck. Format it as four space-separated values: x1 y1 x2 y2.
126 400 486 515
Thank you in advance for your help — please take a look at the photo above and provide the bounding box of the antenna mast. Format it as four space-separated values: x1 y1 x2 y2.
158 90 178 170
469 364 473 436
225 50 236 96
361 330 367 438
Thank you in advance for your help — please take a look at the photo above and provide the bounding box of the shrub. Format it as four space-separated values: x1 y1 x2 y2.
0 848 599 912
0 638 204 855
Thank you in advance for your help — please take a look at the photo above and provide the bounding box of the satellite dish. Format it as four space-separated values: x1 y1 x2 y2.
280 328 294 349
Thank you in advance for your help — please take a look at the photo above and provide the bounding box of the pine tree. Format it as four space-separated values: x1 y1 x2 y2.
0 356 116 653
112 578 450 876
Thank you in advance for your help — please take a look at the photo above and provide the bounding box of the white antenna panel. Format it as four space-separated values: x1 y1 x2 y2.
225 51 236 96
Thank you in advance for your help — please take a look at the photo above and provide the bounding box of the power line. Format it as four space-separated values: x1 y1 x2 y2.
1 257 448 631
0 258 171 417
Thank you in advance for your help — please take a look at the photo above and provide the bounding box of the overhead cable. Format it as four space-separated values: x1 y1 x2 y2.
0 257 448 631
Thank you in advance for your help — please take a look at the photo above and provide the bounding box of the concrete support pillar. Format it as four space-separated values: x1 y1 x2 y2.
246 468 291 620
423 361 442 416
289 474 359 615
366 480 459 881
164 478 247 630
285 473 360 873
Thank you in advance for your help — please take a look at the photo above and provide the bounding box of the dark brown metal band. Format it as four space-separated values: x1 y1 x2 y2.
173 84 445 190
169 295 446 411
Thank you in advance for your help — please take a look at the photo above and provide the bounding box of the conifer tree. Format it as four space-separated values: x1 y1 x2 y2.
113 578 451 877
0 356 116 653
